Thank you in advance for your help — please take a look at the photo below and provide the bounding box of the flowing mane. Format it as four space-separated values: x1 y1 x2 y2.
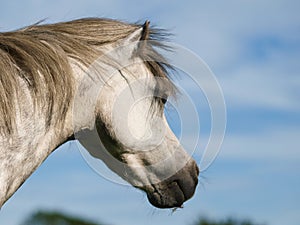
0 18 172 134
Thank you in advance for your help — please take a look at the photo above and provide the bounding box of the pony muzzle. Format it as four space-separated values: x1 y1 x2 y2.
144 160 199 208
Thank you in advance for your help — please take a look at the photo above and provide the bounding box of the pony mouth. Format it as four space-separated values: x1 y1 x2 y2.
146 181 187 208
141 161 199 209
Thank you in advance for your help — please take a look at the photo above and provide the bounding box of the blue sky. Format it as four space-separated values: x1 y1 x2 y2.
1 1 300 225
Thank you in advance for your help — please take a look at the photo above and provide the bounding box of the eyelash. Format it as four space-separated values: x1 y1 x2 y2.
153 86 168 105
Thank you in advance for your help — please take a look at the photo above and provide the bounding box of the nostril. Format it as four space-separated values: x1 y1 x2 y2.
177 178 196 201
187 160 200 181
173 161 199 201
195 163 200 176
189 160 199 176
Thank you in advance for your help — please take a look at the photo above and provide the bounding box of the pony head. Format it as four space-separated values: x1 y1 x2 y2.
75 21 199 208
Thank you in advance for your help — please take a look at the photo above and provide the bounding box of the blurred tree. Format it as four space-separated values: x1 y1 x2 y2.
21 211 104 225
21 211 265 225
194 217 265 225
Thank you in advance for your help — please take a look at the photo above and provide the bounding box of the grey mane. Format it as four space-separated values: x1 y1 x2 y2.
0 18 174 135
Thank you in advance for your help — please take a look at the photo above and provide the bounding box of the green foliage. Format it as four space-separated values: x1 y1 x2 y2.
21 211 103 225
21 211 265 225
194 217 264 225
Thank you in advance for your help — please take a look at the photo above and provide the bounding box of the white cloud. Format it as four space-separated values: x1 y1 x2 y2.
219 61 300 111
218 128 300 161
149 0 300 68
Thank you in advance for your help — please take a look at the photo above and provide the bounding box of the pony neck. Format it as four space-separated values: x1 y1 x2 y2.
0 85 75 208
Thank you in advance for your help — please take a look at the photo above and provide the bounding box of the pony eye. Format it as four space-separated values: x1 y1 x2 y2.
161 97 168 104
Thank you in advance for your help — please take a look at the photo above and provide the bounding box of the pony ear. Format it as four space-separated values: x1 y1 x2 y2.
138 20 150 52
141 20 150 41
121 20 150 45
118 20 150 57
